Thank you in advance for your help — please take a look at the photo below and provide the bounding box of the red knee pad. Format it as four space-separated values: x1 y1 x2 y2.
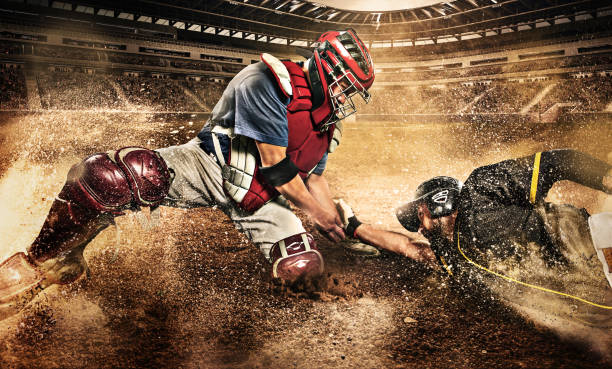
61 147 173 215
114 147 173 207
270 233 324 282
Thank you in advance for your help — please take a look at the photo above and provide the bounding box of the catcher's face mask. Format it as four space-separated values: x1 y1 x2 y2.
308 28 375 130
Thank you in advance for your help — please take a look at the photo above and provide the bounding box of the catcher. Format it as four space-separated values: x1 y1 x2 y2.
0 28 375 320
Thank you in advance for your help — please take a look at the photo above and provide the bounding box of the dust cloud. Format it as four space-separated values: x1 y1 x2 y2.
329 118 612 359
0 112 610 368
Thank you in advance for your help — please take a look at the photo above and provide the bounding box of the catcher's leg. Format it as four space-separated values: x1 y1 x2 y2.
270 232 325 282
229 198 324 282
0 147 173 320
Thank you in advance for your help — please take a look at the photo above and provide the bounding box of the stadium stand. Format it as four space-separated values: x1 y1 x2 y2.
111 74 210 112
375 53 612 83
36 44 100 62
537 77 612 113
32 69 227 112
358 76 612 117
37 71 121 110
0 67 27 109
469 82 547 114
0 0 610 121
0 41 23 56
182 79 226 111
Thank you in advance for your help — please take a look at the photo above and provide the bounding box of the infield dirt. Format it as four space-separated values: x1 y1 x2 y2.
0 112 610 368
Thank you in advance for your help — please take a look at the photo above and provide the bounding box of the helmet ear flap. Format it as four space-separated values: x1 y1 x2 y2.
308 51 333 124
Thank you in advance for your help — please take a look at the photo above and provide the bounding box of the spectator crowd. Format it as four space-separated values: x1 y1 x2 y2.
31 70 227 111
0 68 27 109
0 39 611 115
358 77 612 115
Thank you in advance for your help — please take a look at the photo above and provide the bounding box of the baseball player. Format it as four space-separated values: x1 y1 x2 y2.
336 149 612 289
0 29 375 320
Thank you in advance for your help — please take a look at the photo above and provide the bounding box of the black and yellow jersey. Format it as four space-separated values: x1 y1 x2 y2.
441 149 611 277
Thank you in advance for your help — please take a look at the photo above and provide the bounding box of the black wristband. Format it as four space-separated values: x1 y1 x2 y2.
345 216 362 238
259 156 300 187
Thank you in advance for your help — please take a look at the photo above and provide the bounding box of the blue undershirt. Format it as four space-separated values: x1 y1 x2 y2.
198 61 327 175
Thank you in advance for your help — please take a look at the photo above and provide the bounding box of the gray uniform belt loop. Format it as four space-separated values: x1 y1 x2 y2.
211 132 230 180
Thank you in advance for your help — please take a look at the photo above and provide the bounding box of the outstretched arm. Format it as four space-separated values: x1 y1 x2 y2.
256 141 345 242
306 173 343 221
354 224 436 265
334 199 436 265
535 149 612 200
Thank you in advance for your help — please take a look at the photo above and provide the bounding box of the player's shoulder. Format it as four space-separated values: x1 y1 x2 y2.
260 53 292 97
236 62 288 102
464 165 493 186
237 62 272 87
467 157 523 181
461 163 506 195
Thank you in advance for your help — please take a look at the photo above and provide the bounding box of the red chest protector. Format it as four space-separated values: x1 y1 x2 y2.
284 61 335 180
222 59 334 212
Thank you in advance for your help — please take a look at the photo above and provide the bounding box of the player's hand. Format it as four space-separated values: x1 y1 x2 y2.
333 198 364 238
333 198 354 228
312 209 346 242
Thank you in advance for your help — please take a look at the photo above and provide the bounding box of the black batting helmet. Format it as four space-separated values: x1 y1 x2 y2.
396 176 463 232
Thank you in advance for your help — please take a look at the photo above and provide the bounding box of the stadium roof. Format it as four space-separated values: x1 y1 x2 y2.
3 0 612 47
312 1 444 12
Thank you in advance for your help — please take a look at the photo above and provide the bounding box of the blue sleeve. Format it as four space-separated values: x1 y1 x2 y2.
234 72 289 147
311 152 328 175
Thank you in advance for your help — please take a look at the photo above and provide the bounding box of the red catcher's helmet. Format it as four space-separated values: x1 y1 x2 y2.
308 28 375 129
